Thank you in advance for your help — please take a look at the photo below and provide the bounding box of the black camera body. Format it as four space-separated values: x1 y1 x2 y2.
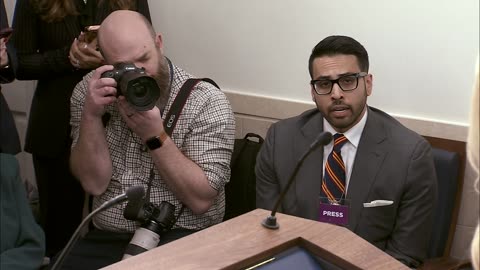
101 63 160 111
123 199 175 259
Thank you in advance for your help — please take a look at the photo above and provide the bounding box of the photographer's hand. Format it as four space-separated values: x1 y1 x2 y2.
83 65 117 119
117 96 165 141
118 96 217 214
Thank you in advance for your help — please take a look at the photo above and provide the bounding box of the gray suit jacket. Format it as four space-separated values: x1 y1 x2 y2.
256 106 437 268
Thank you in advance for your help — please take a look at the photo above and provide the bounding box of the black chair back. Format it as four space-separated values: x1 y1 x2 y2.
428 148 460 258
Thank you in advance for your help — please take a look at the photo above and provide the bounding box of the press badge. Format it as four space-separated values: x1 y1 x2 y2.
318 197 350 226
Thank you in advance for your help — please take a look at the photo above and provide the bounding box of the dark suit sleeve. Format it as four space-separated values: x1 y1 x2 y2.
256 124 281 210
0 154 46 270
0 0 8 29
136 0 151 23
11 0 74 80
0 56 15 84
385 139 437 268
0 0 15 84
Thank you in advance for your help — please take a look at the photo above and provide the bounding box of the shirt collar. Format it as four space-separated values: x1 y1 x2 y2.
323 107 368 148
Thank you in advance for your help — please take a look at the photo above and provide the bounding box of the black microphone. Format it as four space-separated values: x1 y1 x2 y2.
50 185 145 270
262 131 333 229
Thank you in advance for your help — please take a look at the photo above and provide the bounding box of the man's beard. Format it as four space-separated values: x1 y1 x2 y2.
153 57 171 111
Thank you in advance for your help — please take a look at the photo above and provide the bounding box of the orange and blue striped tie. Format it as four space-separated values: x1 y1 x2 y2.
321 133 348 204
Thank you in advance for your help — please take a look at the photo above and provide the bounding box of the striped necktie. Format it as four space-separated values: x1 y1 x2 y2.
321 133 348 204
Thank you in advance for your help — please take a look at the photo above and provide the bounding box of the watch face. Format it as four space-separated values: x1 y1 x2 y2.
146 136 162 150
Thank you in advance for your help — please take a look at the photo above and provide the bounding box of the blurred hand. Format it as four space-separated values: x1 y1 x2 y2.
117 97 165 142
0 38 8 68
83 65 117 119
69 35 104 70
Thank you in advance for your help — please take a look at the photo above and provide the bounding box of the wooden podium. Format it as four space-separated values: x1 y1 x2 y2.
103 209 408 270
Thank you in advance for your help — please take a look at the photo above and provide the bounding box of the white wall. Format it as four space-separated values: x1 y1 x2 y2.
148 0 479 125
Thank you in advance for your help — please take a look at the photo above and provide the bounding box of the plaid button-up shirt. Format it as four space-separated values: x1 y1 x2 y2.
71 63 235 232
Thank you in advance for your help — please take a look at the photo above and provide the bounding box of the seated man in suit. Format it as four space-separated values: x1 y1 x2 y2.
255 35 437 268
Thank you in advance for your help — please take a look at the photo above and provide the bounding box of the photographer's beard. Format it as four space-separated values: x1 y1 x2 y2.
153 57 171 112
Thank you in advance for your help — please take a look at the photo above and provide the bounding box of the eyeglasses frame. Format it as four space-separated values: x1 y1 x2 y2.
310 72 368 95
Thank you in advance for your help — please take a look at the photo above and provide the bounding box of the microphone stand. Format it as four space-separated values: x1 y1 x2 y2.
262 132 332 230
50 186 144 270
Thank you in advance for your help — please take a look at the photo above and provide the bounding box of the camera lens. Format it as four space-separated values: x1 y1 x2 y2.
122 223 162 260
132 83 147 98
122 201 176 260
120 75 160 111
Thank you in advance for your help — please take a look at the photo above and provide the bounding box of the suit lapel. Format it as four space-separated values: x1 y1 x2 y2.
293 111 325 219
346 107 388 231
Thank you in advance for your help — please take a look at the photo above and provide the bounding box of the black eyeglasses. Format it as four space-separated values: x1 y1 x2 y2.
311 72 368 95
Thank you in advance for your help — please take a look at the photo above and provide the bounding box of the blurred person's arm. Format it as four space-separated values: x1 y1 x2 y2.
0 154 46 270
0 38 14 84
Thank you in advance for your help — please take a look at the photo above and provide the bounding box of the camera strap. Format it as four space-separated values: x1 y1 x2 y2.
146 77 220 223
163 78 219 136
145 167 186 225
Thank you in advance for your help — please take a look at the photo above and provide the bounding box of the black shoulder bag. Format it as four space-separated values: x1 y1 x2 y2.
224 133 264 220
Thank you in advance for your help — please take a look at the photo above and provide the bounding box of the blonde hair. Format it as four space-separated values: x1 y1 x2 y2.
469 56 479 270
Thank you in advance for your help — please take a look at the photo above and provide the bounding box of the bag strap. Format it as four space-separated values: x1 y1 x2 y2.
163 78 219 136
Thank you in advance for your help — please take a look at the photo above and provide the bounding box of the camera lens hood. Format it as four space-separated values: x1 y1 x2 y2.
121 75 160 111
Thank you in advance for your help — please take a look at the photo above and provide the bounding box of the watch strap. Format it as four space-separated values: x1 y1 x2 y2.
146 131 169 150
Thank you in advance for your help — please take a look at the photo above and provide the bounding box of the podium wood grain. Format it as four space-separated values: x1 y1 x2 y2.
103 209 408 270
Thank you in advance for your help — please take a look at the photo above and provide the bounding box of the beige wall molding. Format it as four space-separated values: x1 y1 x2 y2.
225 90 469 142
